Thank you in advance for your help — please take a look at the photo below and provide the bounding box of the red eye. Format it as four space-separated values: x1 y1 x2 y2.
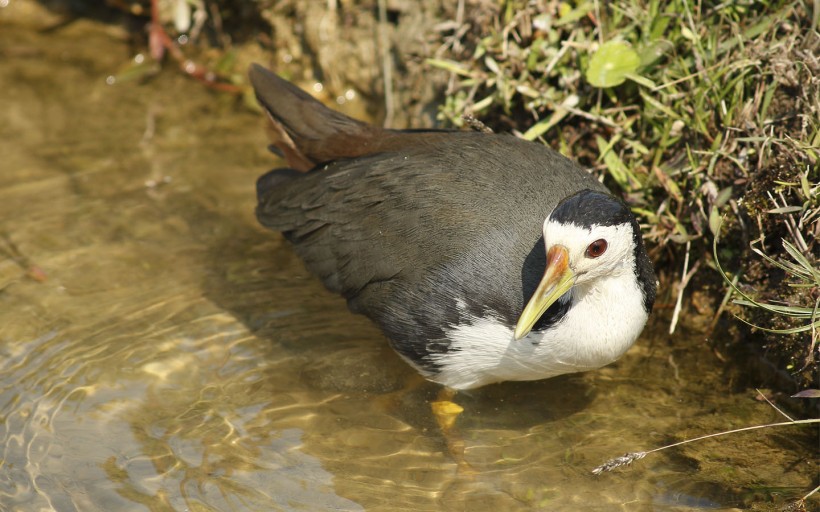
585 239 608 258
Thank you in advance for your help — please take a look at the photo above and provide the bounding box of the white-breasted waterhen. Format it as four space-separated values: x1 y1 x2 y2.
250 64 656 397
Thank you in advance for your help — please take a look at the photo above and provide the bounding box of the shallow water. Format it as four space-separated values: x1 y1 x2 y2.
0 12 816 512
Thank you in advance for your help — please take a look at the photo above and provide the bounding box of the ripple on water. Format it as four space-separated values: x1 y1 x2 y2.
0 294 367 511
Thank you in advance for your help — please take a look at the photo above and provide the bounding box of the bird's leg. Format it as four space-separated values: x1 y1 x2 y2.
431 387 473 473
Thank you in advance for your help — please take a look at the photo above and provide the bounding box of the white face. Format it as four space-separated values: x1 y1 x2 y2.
542 219 636 284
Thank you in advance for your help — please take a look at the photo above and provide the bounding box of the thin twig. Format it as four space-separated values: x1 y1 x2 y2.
670 240 701 334
544 30 576 76
801 484 820 503
377 0 394 128
755 388 794 421
562 105 620 128
593 418 820 474
669 240 691 334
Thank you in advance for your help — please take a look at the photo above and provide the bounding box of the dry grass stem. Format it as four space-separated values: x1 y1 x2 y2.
592 418 820 475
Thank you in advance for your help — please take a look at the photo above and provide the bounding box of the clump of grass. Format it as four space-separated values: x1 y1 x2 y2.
714 179 820 369
712 166 819 378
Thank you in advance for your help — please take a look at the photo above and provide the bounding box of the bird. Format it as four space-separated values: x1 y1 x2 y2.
249 63 657 393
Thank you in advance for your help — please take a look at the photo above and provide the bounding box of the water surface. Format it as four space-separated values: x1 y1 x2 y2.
0 13 815 512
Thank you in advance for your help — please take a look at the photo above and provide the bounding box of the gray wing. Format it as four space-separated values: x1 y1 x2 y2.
257 154 433 300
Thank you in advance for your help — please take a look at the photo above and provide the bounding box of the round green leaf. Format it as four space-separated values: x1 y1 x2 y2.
585 41 641 88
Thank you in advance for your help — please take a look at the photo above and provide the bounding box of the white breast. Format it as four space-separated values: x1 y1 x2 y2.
427 270 649 390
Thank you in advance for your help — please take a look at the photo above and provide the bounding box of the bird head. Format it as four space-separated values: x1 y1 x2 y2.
514 190 648 340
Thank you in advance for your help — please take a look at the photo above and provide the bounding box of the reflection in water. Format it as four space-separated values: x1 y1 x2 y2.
0 13 815 512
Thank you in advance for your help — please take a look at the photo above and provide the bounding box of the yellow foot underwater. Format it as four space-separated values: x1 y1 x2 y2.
430 398 464 431
431 387 475 474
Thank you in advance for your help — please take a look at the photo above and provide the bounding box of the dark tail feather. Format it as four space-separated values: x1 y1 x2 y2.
249 64 383 169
